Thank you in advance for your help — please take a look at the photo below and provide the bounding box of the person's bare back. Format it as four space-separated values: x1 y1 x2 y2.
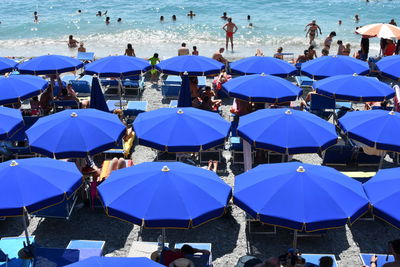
212 48 227 64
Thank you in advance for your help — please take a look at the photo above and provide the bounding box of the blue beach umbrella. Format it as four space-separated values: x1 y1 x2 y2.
234 162 369 232
0 106 23 140
26 109 125 158
222 74 302 103
156 56 223 108
339 110 400 152
237 109 338 154
313 74 395 102
0 75 48 105
364 167 400 228
89 76 109 112
134 107 230 152
0 158 82 244
155 55 224 76
376 55 400 80
301 56 369 80
98 161 232 228
230 56 297 77
84 55 152 77
17 55 83 75
0 57 18 74
65 257 164 267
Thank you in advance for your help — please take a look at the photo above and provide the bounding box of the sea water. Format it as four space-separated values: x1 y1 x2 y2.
0 0 398 58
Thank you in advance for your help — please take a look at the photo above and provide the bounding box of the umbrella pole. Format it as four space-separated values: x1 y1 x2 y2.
379 154 384 169
118 79 123 108
162 228 166 247
22 208 31 245
292 230 298 249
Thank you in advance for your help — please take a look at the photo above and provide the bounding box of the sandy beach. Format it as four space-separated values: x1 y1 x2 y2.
1 74 399 266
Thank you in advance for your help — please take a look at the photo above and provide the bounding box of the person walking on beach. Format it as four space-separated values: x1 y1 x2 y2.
148 53 160 83
223 18 238 51
178 43 190 56
33 11 39 23
305 20 322 45
125 43 136 57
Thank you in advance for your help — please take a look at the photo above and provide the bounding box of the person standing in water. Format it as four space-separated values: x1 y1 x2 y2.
33 11 39 23
124 43 136 57
305 20 322 45
68 35 79 48
223 17 238 51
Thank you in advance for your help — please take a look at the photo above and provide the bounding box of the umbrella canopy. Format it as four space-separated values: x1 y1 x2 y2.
237 108 338 154
155 55 224 76
234 162 369 231
0 106 23 140
134 107 230 152
0 75 48 105
364 167 400 228
0 57 18 74
222 74 302 103
89 76 109 112
17 55 83 75
84 56 152 78
0 158 82 217
339 110 400 152
301 56 369 80
356 23 400 39
65 257 164 267
313 74 395 102
230 56 297 77
26 109 125 158
376 55 400 80
98 161 232 228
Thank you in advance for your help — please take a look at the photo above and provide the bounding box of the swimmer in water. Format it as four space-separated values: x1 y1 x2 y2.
172 15 177 21
221 12 228 20
160 16 164 21
105 17 110 24
33 11 39 23
117 18 122 22
247 15 251 20
338 20 342 25
187 11 196 18
68 35 79 48
355 14 360 23
78 10 81 14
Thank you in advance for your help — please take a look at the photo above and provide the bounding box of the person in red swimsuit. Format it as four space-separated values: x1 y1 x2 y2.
222 17 238 51
384 39 396 56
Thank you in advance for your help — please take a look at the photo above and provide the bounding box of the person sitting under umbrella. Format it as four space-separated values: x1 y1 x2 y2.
151 244 210 266
200 86 222 111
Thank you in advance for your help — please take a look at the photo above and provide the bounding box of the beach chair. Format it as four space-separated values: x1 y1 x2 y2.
295 229 327 238
101 79 120 96
128 241 169 258
164 76 207 88
33 247 80 266
0 236 35 267
53 81 67 97
125 101 148 118
5 116 42 159
31 191 78 220
77 52 95 62
245 213 276 235
322 144 354 167
199 145 223 164
69 75 92 96
122 76 145 97
295 75 314 88
161 85 180 99
61 75 77 84
53 100 79 112
360 253 393 267
301 254 338 267
174 243 212 267
169 100 178 108
341 171 376 184
66 240 105 261
308 94 336 120
356 150 382 167
229 137 255 165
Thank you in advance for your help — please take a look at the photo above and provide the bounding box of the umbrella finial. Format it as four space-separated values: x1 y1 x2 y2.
260 72 266 76
297 166 305 172
352 73 358 77
70 112 78 118
161 165 170 172
177 109 184 114
183 71 188 76
10 160 18 167
285 109 292 115
389 111 395 115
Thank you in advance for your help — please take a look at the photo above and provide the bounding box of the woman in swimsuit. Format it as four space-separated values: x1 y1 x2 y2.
306 24 319 45
124 43 136 57
307 45 317 60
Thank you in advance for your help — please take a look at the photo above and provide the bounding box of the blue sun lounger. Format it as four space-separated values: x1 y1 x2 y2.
295 76 314 88
165 76 207 87
77 52 94 62
360 254 393 267
33 247 80 267
0 236 35 267
174 243 212 267
301 254 338 267
66 240 105 261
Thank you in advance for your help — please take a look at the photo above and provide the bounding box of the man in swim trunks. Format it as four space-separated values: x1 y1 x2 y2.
305 20 322 45
223 18 238 51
